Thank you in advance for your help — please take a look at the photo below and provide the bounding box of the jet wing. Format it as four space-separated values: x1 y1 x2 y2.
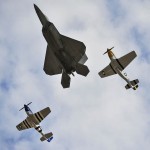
44 45 62 75
117 51 137 69
60 35 87 63
32 107 51 124
99 64 116 78
16 117 33 131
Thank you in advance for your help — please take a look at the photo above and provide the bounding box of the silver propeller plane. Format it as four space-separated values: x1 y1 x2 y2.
34 4 89 88
16 102 53 142
99 47 139 90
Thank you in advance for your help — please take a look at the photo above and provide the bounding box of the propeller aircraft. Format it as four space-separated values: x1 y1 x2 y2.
99 47 139 90
16 102 53 142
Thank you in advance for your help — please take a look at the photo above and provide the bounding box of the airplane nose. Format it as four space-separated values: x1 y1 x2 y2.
34 4 38 10
34 4 49 26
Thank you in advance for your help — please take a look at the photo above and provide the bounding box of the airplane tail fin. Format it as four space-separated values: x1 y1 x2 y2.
125 79 139 90
40 132 53 142
76 63 89 76
61 70 71 88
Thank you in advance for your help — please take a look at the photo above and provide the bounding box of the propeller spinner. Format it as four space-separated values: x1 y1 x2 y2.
19 102 32 111
103 47 114 55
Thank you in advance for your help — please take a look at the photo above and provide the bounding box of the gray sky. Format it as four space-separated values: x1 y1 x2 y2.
0 0 150 150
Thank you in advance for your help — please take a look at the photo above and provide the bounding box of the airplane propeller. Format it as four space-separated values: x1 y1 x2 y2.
103 46 114 55
19 102 32 111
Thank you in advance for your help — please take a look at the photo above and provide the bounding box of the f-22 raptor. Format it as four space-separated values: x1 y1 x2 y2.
99 47 139 90
34 4 89 88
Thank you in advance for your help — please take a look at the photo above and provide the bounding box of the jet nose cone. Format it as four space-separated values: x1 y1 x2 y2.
34 4 49 26
34 4 40 14
34 4 37 9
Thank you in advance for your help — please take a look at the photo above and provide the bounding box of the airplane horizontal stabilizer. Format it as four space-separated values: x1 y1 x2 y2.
130 79 139 86
76 63 89 76
47 136 53 142
61 71 71 88
125 84 131 90
125 79 139 90
40 132 53 142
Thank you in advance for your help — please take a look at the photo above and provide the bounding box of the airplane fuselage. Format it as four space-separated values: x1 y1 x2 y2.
107 51 134 89
42 22 76 74
24 105 47 141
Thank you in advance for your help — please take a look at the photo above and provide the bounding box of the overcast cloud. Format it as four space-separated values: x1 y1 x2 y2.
0 0 150 150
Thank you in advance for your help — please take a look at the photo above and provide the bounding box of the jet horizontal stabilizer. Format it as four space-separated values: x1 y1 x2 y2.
61 71 71 88
76 63 89 76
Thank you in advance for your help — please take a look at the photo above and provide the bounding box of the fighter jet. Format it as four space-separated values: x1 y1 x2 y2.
34 4 89 88
98 47 139 90
16 102 53 142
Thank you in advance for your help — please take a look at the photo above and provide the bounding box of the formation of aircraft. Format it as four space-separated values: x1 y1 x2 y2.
16 4 140 143
16 102 53 142
34 4 89 88
99 47 139 90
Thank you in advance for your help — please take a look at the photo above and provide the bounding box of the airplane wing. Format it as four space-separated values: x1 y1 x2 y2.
44 45 62 75
16 117 33 131
60 35 87 63
32 107 51 124
117 51 137 69
98 64 117 78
